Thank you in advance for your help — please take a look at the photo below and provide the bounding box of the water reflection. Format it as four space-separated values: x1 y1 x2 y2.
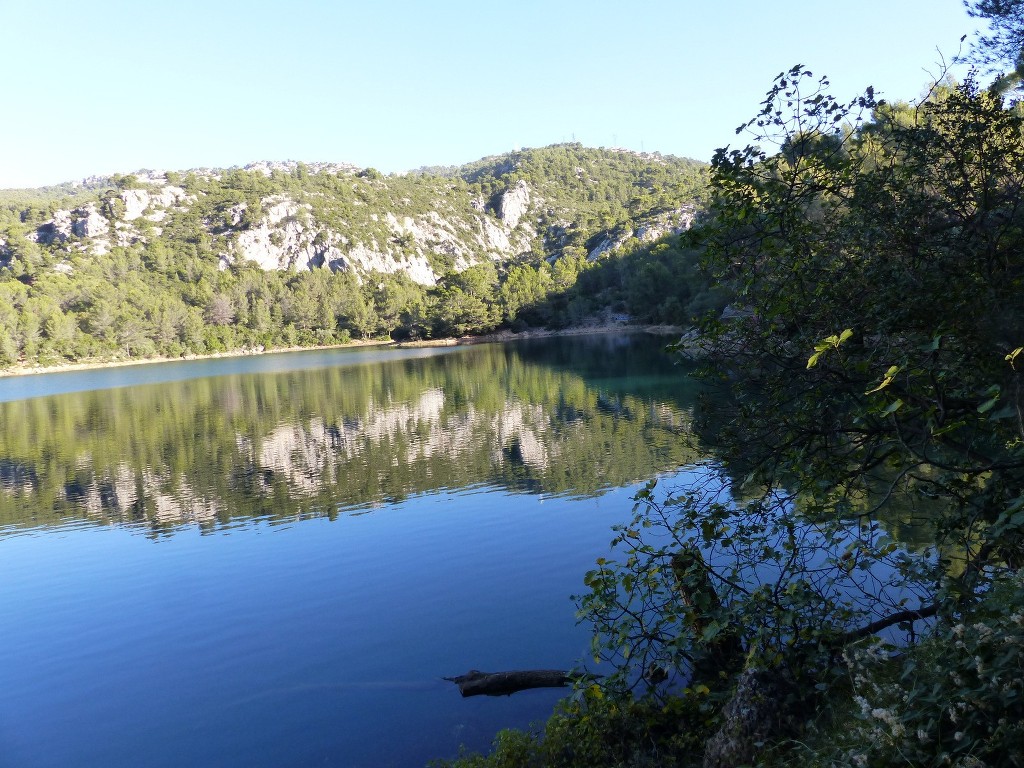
0 335 945 768
0 335 705 537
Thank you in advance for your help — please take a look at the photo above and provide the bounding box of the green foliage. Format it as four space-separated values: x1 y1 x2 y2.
797 571 1024 767
431 263 501 336
563 66 1024 766
457 144 706 236
967 0 1024 86
111 173 141 190
0 178 109 221
564 237 726 326
435 687 712 768
578 474 925 701
698 68 1024 581
499 263 553 324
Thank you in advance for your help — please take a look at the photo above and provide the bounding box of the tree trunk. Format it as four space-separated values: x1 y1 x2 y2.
671 546 745 680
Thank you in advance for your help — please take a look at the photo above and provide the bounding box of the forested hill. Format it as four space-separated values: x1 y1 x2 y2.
0 144 716 368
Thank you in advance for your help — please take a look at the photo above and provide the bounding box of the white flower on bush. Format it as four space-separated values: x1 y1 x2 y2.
870 707 905 738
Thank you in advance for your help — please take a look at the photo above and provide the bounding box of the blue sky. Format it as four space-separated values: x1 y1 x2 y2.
0 0 980 189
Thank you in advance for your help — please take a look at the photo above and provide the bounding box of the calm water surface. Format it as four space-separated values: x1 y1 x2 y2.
0 335 708 768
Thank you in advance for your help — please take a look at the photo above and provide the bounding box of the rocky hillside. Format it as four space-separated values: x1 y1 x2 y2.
3 145 703 282
0 144 709 367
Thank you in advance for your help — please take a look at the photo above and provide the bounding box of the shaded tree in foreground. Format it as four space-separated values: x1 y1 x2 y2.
577 67 1024 766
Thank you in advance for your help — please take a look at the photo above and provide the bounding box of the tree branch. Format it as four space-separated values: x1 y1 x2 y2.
833 603 940 647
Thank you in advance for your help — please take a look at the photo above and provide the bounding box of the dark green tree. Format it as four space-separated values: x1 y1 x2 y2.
968 0 1024 84
579 67 1024 766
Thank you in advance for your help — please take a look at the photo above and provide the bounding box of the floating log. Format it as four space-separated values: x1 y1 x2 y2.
443 669 572 697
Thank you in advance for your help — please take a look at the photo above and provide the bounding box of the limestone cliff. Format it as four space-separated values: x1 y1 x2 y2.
29 166 545 285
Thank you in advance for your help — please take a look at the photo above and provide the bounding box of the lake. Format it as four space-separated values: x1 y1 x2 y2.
0 334 708 768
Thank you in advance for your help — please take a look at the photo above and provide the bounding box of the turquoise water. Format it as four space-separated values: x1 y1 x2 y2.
0 335 706 767
0 345 459 403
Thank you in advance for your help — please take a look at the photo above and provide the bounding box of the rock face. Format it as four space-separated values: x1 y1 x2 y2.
31 184 191 254
119 186 187 221
71 204 108 238
635 206 697 242
27 176 546 286
32 177 544 285
498 179 531 229
230 198 315 270
33 206 106 244
587 205 697 261
219 196 514 284
20 150 705 288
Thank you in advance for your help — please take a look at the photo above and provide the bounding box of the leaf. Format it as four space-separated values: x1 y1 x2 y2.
978 385 1001 413
866 365 900 394
880 399 904 416
931 419 966 437
978 397 1000 413
807 328 853 368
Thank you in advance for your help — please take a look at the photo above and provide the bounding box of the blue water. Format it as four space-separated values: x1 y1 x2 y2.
0 336 704 767
2 484 650 767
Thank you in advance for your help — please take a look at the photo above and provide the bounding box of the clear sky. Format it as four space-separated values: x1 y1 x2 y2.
0 0 981 189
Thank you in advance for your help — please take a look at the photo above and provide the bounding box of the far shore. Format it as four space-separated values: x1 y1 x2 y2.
0 323 684 379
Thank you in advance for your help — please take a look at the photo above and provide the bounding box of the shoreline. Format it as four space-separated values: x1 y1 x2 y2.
0 323 684 379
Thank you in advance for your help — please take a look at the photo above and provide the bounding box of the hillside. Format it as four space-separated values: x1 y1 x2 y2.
0 144 712 368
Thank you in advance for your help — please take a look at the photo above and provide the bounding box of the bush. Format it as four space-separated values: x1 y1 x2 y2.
813 572 1024 768
435 686 714 768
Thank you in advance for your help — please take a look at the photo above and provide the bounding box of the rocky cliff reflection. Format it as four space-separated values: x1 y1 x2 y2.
0 335 705 536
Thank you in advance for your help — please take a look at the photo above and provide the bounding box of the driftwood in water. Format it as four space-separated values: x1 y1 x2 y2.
443 669 571 697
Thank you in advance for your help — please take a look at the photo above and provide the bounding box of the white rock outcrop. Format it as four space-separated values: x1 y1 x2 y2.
342 242 437 285
34 210 75 244
498 180 531 229
634 205 697 242
231 198 317 270
71 204 108 238
119 186 187 221
588 205 697 261
19 157 699 292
